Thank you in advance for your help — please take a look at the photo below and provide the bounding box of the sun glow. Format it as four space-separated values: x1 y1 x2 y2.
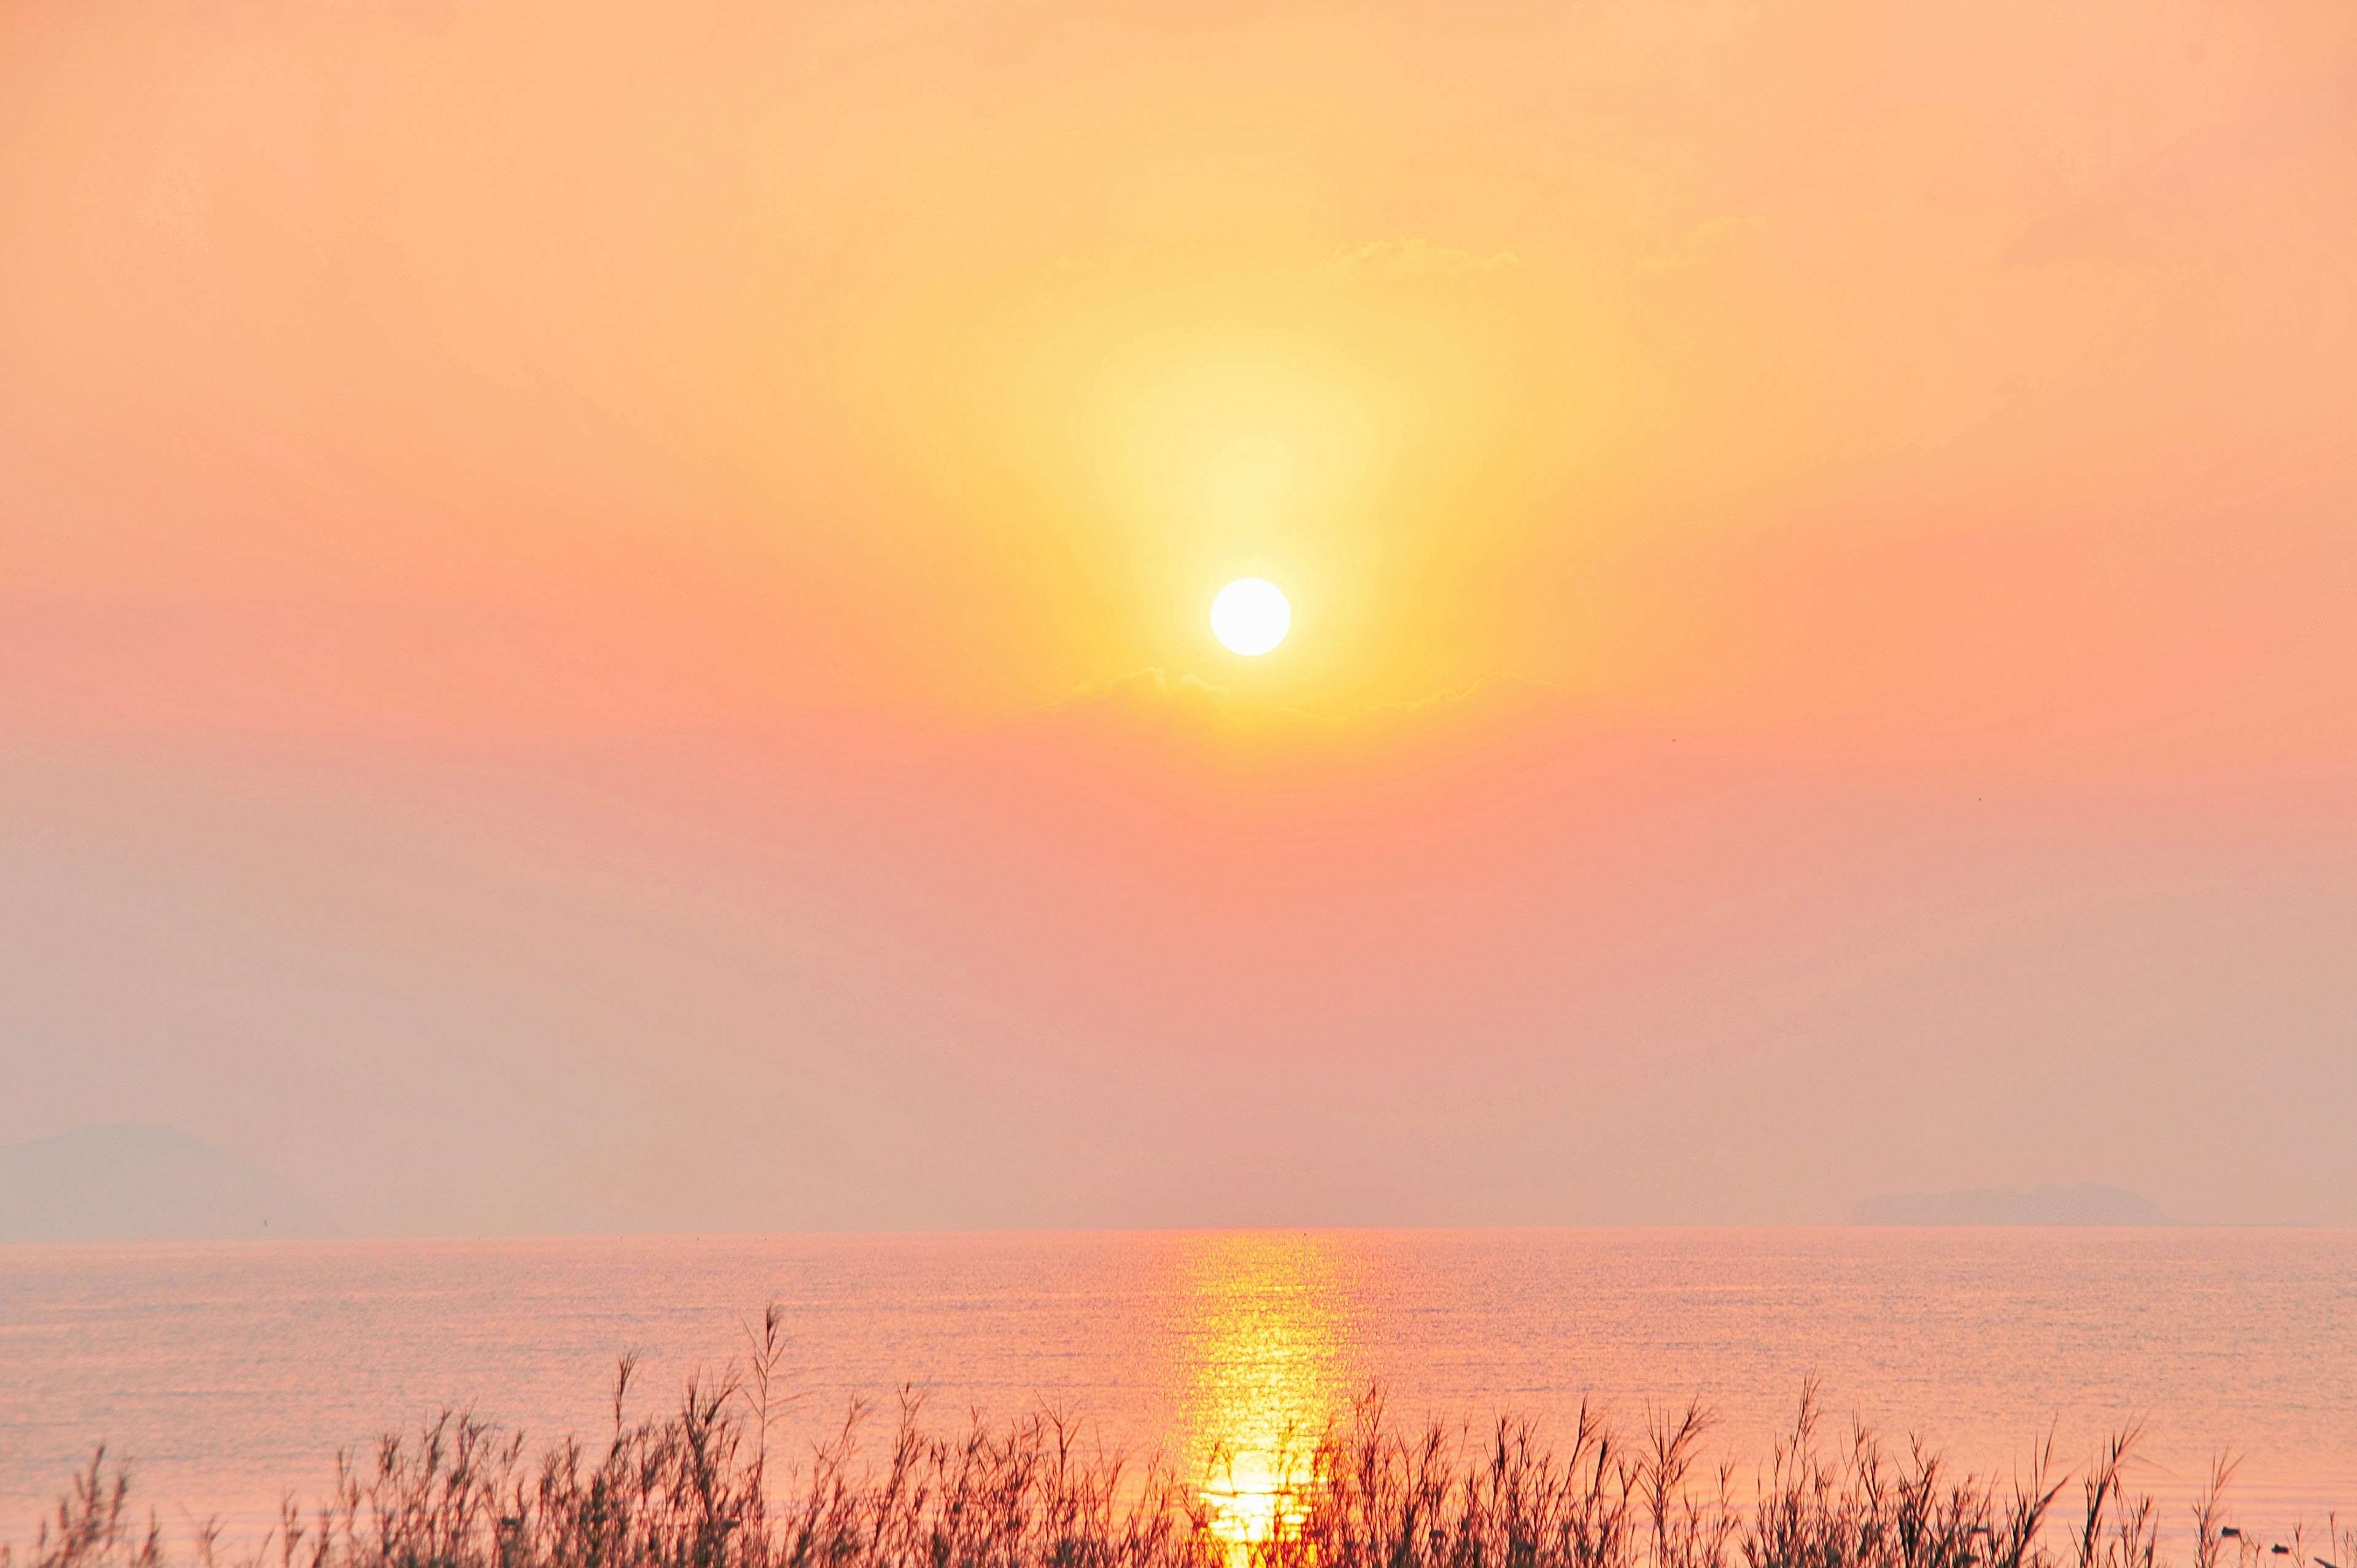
1211 579 1291 656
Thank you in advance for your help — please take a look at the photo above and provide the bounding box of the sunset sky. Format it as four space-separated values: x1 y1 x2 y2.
3 0 2352 1233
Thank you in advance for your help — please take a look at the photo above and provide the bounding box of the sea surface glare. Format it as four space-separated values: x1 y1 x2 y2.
2 1229 2351 1548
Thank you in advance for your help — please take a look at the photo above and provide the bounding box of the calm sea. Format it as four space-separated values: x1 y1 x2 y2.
3 1230 2351 1551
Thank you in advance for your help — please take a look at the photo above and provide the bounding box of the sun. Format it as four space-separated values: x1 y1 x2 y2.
1210 579 1290 655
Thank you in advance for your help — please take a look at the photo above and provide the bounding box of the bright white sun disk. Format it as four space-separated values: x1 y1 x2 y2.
1211 579 1290 655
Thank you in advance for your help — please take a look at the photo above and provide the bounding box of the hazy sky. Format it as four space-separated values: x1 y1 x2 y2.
3 0 2352 1233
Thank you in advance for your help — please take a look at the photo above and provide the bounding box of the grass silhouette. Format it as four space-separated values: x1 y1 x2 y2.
7 1310 2347 1568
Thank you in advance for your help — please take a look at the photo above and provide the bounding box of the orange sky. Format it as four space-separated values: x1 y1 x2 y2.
2 0 2352 1231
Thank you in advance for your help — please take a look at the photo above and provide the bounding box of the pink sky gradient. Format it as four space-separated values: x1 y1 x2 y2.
2 0 2351 1231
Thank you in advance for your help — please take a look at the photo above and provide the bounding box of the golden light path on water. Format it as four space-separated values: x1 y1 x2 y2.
1167 1233 1363 1555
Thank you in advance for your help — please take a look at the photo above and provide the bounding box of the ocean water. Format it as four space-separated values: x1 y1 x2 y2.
2 1229 2351 1551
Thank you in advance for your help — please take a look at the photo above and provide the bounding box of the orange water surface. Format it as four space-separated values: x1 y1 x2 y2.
3 1230 2351 1553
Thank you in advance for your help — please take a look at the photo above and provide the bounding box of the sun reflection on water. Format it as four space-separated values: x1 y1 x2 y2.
1167 1233 1362 1559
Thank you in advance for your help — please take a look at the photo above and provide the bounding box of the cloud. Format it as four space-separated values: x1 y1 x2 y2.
1015 668 1234 736
1339 670 1565 725
1635 214 1770 274
1315 238 1523 282
1012 668 1566 747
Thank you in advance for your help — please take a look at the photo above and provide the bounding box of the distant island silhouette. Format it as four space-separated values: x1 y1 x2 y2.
0 1124 343 1243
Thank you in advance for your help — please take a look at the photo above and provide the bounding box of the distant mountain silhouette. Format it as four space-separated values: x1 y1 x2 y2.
1852 1182 2169 1226
0 1124 343 1243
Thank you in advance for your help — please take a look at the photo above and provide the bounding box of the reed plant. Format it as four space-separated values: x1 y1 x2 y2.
7 1313 2345 1568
